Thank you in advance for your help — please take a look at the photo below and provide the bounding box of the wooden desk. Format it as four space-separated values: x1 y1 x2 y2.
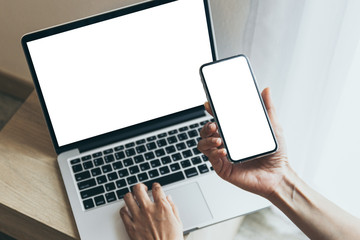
0 91 243 240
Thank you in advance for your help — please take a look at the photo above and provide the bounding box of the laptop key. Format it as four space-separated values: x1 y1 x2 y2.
192 147 201 155
161 156 171 165
136 145 147 154
134 155 145 163
125 148 136 157
148 169 159 178
150 159 161 168
112 161 123 170
157 139 167 147
103 149 113 155
115 151 125 160
116 179 127 188
186 139 197 148
157 133 167 138
75 171 91 181
70 158 80 165
138 172 149 181
155 149 166 157
146 142 157 151
104 154 115 163
182 150 193 158
114 145 124 151
136 139 146 145
198 164 209 174
102 164 112 173
177 133 188 141
125 142 135 148
165 145 176 154
83 198 95 210
92 152 102 158
146 136 156 142
142 171 185 190
94 157 104 166
83 161 93 170
107 172 118 181
181 160 191 168
118 169 129 178
168 129 178 136
145 152 155 160
159 166 170 175
202 155 209 162
105 192 117 203
80 185 105 199
170 163 180 171
96 175 107 185
105 182 116 191
188 130 198 138
176 142 186 151
72 164 83 173
179 126 188 132
185 167 198 178
78 179 96 190
171 153 182 161
127 176 137 185
129 166 140 174
167 136 177 144
94 195 106 206
91 167 101 177
81 155 92 161
191 156 202 165
190 123 199 129
123 158 134 167
140 162 150 171
116 188 130 199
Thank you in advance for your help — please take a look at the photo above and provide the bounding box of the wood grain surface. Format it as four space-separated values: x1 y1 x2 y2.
0 91 79 240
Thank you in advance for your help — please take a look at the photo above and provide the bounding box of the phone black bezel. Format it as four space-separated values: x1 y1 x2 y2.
199 54 278 163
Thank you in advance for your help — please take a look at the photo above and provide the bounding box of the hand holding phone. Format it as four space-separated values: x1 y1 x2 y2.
199 54 277 162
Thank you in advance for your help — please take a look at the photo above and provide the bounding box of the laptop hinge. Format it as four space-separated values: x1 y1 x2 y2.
78 107 206 154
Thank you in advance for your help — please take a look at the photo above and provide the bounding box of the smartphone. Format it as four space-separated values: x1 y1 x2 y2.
199 54 278 163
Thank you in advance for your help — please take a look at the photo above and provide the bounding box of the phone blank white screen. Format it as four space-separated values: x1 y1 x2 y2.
202 56 276 161
26 0 211 147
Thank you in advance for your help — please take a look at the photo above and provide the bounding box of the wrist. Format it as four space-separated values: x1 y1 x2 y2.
267 163 301 207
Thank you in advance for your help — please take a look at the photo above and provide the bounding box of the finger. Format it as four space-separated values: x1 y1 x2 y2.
119 207 135 237
152 182 167 204
123 192 140 217
197 137 222 153
200 122 218 138
207 148 227 171
166 195 182 223
204 102 213 116
261 88 279 126
132 183 151 209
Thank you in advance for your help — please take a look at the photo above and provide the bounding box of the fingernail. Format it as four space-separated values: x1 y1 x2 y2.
167 195 173 202
208 122 215 129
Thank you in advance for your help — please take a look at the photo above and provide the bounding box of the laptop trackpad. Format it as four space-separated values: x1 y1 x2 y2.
165 182 213 230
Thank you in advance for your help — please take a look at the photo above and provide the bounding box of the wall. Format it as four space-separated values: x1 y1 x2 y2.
0 0 144 87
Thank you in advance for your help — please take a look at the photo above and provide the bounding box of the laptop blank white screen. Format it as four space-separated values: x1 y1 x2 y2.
27 0 212 147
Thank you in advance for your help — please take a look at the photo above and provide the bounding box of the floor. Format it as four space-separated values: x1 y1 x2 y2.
0 91 308 240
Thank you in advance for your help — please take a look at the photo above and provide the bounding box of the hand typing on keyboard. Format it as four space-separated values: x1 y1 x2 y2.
120 182 183 240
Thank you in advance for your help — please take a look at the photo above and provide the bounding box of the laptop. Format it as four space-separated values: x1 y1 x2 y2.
21 0 270 239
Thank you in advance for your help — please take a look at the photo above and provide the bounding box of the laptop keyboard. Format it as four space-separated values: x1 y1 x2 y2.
69 118 214 210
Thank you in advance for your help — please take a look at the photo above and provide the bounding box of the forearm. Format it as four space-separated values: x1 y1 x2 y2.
268 165 360 240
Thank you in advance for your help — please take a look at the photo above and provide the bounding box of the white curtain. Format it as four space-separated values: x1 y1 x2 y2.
210 0 360 217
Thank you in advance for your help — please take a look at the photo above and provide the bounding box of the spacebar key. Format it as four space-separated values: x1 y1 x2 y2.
143 172 185 190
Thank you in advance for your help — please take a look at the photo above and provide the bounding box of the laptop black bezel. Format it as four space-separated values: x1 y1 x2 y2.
21 0 216 154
